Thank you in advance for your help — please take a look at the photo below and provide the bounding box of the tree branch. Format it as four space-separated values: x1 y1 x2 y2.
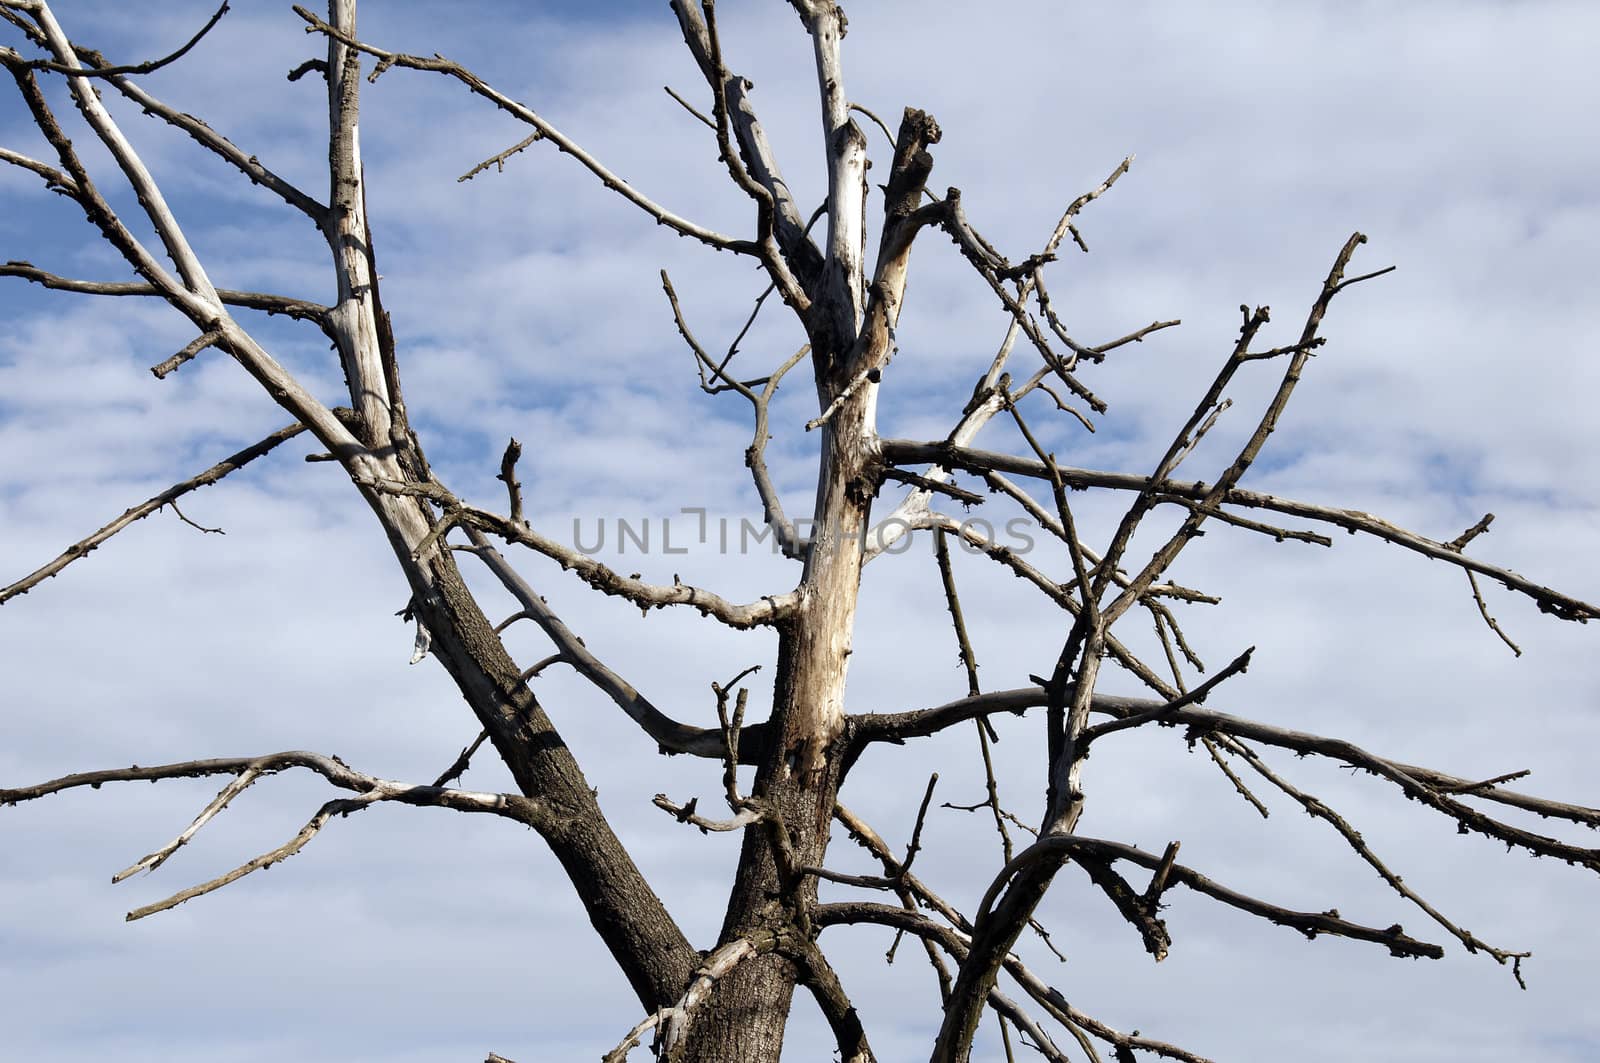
461 528 760 759
0 144 76 192
23 3 221 301
1223 739 1531 984
458 503 797 629
1 418 329 604
0 261 328 323
815 902 1217 1063
660 268 808 558
0 750 545 921
877 440 1600 625
291 6 756 258
17 1 228 78
853 686 1600 840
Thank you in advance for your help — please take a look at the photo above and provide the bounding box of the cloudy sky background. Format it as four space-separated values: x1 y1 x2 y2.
2 1 1597 1060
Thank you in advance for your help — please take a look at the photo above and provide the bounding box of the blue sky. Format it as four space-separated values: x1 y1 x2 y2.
2 2 1599 1061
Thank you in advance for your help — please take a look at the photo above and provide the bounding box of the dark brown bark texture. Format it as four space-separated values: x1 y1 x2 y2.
411 553 701 1011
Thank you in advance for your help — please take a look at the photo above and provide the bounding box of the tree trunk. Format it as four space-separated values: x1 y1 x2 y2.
679 388 877 1062
408 552 702 1010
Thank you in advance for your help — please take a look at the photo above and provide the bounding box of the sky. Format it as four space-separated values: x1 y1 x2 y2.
2 1 1598 1061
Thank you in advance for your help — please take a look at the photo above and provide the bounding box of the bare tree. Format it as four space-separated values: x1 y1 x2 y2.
2 3 1595 1061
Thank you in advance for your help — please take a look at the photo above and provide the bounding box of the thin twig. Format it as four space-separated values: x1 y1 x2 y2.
165 501 223 535
457 131 541 183
497 438 525 526
663 83 715 129
1467 569 1522 656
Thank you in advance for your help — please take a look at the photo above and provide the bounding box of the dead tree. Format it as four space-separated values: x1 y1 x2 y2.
1 3 1595 1061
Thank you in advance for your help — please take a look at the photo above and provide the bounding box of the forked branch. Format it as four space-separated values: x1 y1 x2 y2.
0 751 544 921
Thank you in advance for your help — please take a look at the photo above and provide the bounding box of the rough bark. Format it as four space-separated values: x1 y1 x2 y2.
679 387 877 1062
408 551 701 1010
